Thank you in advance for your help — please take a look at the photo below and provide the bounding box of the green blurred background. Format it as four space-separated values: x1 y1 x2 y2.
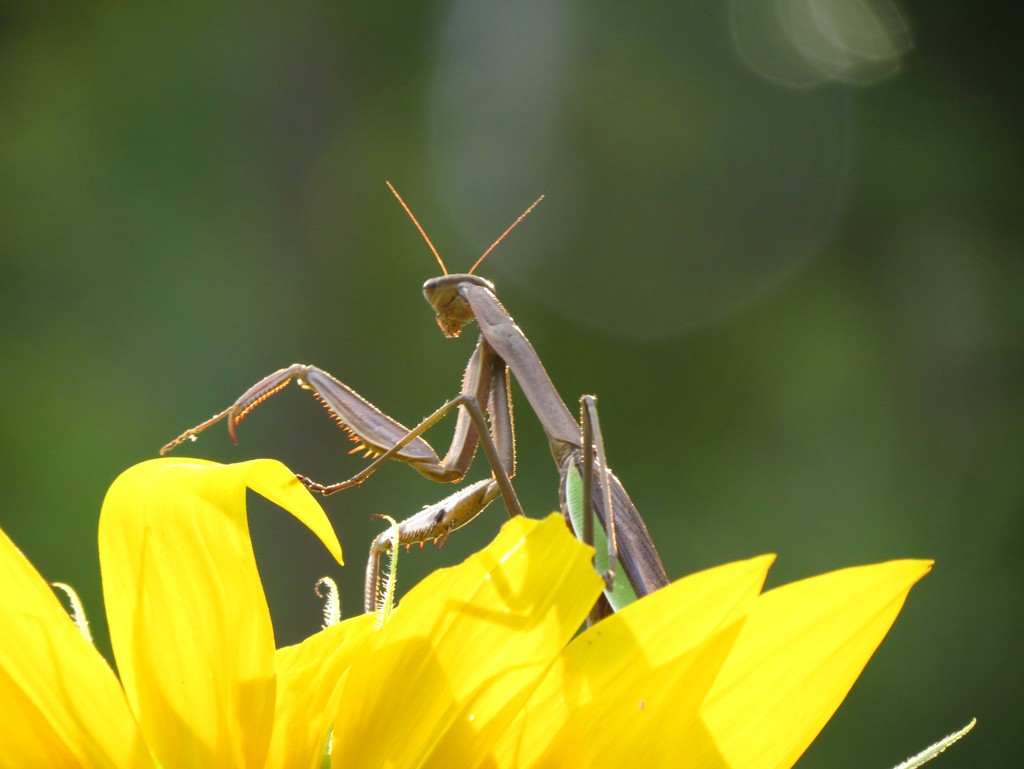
1 1 1019 766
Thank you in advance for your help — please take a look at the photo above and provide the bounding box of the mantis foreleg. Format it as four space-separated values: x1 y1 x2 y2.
364 478 500 612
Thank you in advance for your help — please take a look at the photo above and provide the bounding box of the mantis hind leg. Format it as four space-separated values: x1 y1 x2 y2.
563 395 668 621
556 395 619 622
580 395 618 593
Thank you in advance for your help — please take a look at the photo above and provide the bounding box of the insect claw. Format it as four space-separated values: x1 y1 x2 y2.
602 569 616 592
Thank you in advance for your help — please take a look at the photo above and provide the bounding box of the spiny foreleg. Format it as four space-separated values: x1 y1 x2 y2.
364 478 500 612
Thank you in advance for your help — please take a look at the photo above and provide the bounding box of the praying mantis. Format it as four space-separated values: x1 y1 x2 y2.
161 183 669 618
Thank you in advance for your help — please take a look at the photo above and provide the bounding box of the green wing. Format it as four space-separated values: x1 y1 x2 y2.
564 463 638 612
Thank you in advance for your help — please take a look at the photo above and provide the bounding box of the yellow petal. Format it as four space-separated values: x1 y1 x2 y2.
699 559 933 769
267 613 376 769
0 525 155 768
98 458 341 768
490 555 776 767
330 513 603 768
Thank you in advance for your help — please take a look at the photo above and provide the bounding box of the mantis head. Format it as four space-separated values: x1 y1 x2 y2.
386 180 543 338
422 274 495 338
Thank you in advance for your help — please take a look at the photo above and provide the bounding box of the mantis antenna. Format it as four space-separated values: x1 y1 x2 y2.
467 194 545 275
385 180 544 275
386 180 447 275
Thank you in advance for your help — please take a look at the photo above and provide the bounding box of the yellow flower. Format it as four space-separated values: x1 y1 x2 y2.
0 458 343 768
0 458 930 769
321 518 928 769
